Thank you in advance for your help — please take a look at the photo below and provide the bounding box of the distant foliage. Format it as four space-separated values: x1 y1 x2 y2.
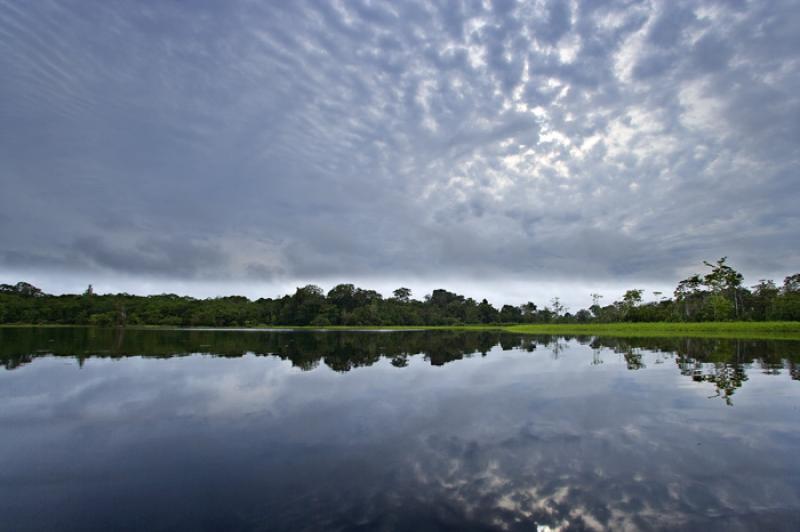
1 259 798 326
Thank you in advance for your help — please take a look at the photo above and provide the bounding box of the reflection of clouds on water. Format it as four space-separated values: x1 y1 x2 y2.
404 397 799 531
1 335 800 530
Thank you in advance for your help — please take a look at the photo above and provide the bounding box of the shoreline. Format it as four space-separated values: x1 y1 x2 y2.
2 321 800 340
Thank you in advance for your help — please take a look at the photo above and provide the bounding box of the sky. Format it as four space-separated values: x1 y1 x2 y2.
1 0 798 310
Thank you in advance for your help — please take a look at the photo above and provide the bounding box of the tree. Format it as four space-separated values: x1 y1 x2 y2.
618 289 644 321
353 288 382 307
674 274 705 320
0 282 44 297
703 257 744 317
708 293 734 320
392 287 412 302
477 299 497 323
586 293 604 320
282 285 327 325
773 274 800 320
499 304 522 323
783 274 800 294
327 284 357 311
549 297 566 319
428 289 464 308
622 289 643 306
520 301 537 322
749 280 778 320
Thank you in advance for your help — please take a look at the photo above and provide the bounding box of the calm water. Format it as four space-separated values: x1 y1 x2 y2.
1 328 799 531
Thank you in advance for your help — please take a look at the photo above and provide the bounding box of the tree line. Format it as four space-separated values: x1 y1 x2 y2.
1 258 798 326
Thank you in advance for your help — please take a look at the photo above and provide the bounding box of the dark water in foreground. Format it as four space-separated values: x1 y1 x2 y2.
1 328 799 531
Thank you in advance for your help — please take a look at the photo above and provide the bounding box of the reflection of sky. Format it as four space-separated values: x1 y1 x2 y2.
1 342 800 531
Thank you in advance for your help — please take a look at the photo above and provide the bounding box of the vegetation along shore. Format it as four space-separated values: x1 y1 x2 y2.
2 258 798 330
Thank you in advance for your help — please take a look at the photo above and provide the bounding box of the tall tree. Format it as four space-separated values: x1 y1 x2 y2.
392 287 412 302
674 274 705 320
703 257 744 317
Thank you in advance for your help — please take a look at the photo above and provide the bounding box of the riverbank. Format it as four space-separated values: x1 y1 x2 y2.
502 321 800 340
3 321 800 339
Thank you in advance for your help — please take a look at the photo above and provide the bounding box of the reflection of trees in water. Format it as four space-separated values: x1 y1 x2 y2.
624 351 645 370
549 339 567 359
585 336 800 366
0 328 518 371
683 362 748 406
789 361 800 381
587 336 799 405
528 335 568 359
1 329 798 403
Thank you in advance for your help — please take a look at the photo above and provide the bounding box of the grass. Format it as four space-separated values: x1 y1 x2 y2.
232 321 800 339
3 322 800 339
501 321 800 340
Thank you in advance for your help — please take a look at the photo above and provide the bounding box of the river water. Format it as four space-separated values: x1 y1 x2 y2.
1 327 799 530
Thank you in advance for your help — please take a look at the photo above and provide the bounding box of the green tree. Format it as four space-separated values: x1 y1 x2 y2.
703 257 744 317
771 274 800 320
520 301 537 323
619 289 644 321
749 280 778 320
477 299 498 323
549 297 566 320
782 274 800 294
499 304 522 323
392 287 412 302
674 274 705 320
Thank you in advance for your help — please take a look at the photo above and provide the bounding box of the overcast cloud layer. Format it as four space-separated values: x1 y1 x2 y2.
1 0 798 306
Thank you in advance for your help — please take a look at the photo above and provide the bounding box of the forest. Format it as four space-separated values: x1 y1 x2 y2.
1 258 798 327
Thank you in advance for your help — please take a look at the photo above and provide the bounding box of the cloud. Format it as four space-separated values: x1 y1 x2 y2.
4 339 798 528
0 0 798 303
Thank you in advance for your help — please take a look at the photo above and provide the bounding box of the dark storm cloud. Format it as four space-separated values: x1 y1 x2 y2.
72 236 227 278
1 0 798 297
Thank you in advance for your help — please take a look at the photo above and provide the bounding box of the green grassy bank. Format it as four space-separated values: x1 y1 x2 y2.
5 321 800 339
236 321 800 339
499 321 800 340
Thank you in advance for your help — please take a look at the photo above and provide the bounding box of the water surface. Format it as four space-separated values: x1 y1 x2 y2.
1 327 799 531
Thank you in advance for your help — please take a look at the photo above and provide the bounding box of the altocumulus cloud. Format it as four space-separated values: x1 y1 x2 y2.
0 0 798 306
